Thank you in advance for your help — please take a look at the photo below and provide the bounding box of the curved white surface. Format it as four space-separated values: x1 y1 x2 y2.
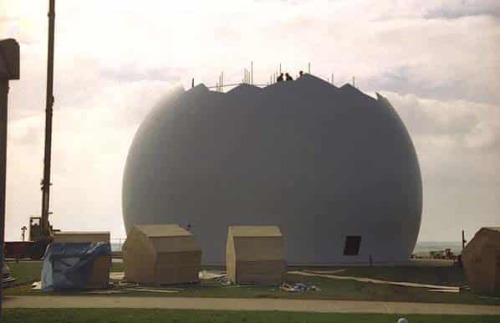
122 74 422 264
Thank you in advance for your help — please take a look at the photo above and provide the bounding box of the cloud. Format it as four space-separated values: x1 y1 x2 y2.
384 91 500 187
385 92 499 137
1 0 499 242
100 65 186 83
424 0 500 19
356 0 500 20
383 89 500 240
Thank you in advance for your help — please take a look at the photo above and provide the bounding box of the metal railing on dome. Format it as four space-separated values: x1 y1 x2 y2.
196 62 355 93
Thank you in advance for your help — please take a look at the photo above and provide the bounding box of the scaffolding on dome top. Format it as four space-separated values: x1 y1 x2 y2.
193 62 356 93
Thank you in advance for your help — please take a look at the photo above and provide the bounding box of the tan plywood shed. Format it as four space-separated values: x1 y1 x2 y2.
123 224 201 285
226 225 285 285
53 231 110 243
462 227 500 295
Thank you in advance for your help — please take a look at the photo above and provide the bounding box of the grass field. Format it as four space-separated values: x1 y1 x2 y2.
4 261 500 306
4 309 500 323
329 265 467 286
3 261 43 295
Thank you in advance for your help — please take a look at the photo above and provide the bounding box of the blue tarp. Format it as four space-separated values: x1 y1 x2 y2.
41 242 111 292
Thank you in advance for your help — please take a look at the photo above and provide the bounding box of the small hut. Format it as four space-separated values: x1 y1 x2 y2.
462 227 500 295
123 224 201 285
226 225 285 285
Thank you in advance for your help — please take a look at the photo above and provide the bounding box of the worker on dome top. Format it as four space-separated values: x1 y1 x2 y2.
299 70 304 77
277 73 284 82
285 73 293 81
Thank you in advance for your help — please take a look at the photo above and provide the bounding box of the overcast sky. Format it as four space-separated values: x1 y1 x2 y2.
1 0 499 243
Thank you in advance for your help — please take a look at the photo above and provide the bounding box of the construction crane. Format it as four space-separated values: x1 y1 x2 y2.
4 0 58 260
28 0 58 257
38 0 56 242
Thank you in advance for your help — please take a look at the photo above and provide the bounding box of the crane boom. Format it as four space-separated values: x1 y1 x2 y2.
40 0 55 237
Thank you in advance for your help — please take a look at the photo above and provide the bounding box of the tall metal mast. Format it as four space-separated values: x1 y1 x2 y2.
0 37 21 321
40 0 55 237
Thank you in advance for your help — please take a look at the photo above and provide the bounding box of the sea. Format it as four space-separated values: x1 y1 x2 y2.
412 241 463 256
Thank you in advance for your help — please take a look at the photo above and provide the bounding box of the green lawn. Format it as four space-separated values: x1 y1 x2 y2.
331 266 467 286
163 271 499 306
111 261 124 273
5 262 43 285
3 309 500 323
4 261 500 306
3 261 43 295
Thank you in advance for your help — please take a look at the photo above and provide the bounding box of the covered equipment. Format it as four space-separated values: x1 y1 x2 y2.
53 231 110 243
226 225 285 285
41 242 111 291
123 224 201 285
462 227 500 295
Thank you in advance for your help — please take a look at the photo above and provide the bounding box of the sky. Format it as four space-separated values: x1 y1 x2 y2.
0 0 499 243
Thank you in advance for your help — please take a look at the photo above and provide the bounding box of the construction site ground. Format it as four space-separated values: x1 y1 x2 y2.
4 259 500 307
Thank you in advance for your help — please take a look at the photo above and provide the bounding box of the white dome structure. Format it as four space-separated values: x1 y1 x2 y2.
122 74 422 265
